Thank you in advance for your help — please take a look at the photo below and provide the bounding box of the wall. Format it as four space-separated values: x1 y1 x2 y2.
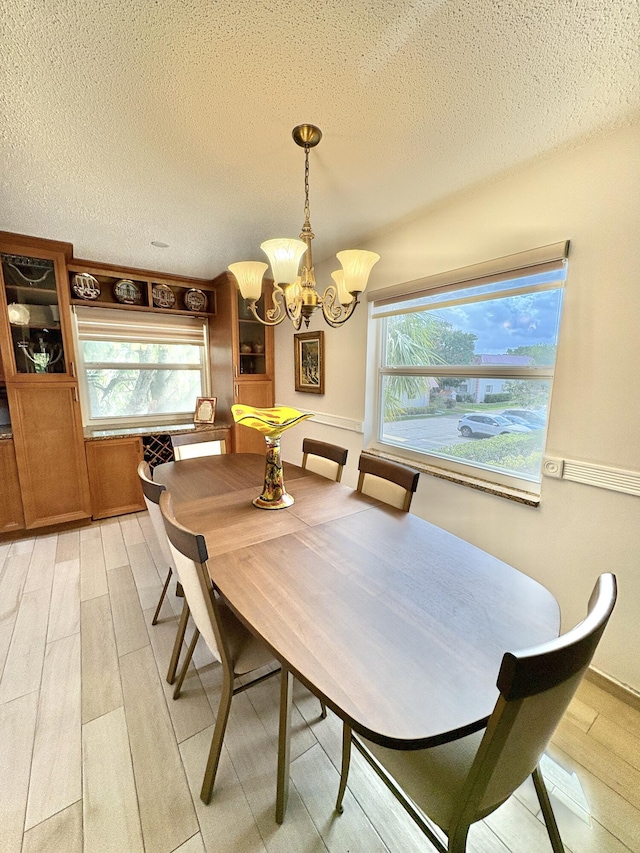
275 118 640 693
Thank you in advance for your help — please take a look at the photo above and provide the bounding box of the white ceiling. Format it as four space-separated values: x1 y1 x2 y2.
1 0 639 280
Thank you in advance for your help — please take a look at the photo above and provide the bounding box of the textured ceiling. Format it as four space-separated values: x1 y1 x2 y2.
1 0 639 279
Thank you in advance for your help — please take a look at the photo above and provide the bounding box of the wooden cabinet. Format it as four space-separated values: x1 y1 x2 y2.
9 382 91 528
0 440 25 533
210 273 275 453
0 234 92 530
0 234 76 381
85 437 145 519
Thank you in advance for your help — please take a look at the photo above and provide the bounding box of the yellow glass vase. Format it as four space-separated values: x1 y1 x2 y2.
231 405 313 509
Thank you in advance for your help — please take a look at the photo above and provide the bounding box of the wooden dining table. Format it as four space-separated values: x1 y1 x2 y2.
154 452 560 821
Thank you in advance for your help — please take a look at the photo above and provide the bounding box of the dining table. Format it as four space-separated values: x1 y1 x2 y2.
154 452 560 822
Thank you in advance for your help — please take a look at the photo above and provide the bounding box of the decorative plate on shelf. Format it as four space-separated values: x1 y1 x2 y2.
152 283 176 309
72 272 101 300
113 279 143 305
183 288 208 312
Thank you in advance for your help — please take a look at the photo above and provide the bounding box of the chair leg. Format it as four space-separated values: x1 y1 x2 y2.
151 567 173 625
166 599 190 685
447 826 470 853
172 627 200 700
320 700 327 719
532 764 565 853
335 724 352 813
200 668 234 804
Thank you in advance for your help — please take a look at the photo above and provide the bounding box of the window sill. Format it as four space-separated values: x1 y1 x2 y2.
365 448 540 507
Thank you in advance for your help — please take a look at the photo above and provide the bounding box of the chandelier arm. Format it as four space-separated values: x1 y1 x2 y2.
320 285 360 328
246 286 287 326
321 304 358 328
283 293 303 326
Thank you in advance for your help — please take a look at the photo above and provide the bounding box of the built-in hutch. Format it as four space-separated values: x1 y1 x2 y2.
210 271 275 454
0 232 272 534
0 233 91 531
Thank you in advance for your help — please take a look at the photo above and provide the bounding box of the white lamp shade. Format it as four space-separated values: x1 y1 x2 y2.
228 261 268 301
330 270 354 306
260 238 307 284
336 249 380 294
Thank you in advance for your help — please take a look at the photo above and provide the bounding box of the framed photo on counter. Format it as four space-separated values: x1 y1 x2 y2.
194 396 217 424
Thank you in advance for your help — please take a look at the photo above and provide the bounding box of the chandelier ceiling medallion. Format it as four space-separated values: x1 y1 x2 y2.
228 124 380 329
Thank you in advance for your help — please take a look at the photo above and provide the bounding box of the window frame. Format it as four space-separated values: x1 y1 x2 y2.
72 307 211 429
368 243 568 494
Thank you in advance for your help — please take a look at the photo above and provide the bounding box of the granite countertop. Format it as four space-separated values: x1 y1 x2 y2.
84 422 233 441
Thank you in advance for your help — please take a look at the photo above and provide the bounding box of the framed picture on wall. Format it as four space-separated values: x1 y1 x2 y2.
294 331 324 394
194 396 217 424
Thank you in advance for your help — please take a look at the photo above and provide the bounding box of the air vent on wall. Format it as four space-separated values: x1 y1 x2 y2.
542 456 640 497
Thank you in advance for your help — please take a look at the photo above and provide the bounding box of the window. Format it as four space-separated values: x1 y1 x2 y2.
74 307 209 427
370 242 568 491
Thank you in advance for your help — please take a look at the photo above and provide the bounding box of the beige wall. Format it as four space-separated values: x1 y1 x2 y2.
275 118 640 693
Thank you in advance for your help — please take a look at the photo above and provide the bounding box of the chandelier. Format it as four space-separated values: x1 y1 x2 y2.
228 125 380 329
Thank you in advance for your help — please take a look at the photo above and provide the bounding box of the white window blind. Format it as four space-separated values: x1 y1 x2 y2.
75 306 206 345
370 241 569 309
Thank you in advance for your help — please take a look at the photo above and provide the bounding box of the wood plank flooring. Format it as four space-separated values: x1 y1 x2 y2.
1 512 638 853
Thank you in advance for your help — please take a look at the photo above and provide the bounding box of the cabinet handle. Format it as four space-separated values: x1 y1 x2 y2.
73 387 79 403
234 383 239 397
70 360 76 378
234 364 238 378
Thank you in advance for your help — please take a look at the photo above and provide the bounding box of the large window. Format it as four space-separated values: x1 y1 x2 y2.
371 242 568 490
74 307 209 427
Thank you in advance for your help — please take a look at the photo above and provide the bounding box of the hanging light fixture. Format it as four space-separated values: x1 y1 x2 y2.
228 125 380 329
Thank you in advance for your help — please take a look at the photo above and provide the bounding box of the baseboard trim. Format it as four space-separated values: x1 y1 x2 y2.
585 667 640 713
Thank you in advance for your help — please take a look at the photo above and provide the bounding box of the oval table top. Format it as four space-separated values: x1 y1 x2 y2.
154 453 560 748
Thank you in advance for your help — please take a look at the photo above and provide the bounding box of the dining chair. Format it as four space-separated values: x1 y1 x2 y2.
158 491 331 805
171 430 227 460
137 461 189 684
335 573 617 853
356 452 420 512
301 438 348 483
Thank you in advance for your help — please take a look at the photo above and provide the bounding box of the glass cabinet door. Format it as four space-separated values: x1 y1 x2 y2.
237 291 267 375
1 252 67 375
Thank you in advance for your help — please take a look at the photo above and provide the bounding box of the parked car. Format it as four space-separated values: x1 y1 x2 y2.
457 413 532 438
500 414 544 430
500 409 546 427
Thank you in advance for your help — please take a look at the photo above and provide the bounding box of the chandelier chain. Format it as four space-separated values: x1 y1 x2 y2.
304 145 311 225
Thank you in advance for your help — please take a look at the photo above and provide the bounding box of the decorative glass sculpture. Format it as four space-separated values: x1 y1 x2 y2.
231 405 313 509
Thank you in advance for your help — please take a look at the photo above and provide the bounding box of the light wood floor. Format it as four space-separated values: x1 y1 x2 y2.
1 512 639 853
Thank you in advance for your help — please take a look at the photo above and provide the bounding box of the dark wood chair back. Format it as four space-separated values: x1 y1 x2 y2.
454 573 617 839
357 452 420 511
302 438 349 482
